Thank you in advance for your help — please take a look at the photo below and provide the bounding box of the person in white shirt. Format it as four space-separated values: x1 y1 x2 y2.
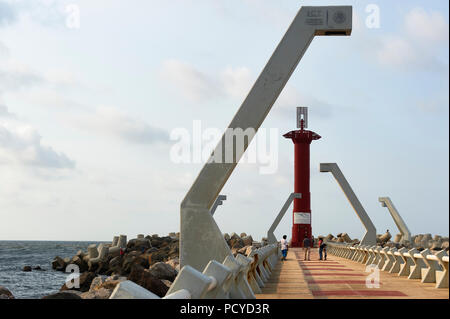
280 235 288 261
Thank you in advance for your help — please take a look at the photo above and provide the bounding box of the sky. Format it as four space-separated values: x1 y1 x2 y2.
0 0 448 241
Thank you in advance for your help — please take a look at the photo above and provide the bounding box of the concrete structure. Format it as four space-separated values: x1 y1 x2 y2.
110 244 280 299
180 5 352 271
326 242 449 289
320 163 376 245
256 248 449 299
267 193 302 245
210 195 227 216
284 107 319 247
378 197 411 244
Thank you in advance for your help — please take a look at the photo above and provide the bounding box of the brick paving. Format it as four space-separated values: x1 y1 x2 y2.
255 248 449 299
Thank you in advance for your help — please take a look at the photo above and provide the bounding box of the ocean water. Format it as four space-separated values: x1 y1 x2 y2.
0 240 104 299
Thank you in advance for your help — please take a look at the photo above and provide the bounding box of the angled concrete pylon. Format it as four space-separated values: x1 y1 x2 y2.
378 197 411 244
320 163 377 246
268 193 302 244
180 6 353 271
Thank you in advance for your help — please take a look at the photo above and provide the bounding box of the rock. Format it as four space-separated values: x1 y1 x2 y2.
393 233 402 243
148 262 178 281
414 235 423 246
341 233 352 243
42 291 82 299
122 254 149 274
99 279 123 291
337 237 344 243
166 258 179 271
127 238 151 252
81 287 113 299
76 249 85 257
442 241 449 251
336 233 343 238
378 231 392 243
161 280 172 288
109 256 122 268
240 233 247 238
0 286 14 299
70 255 88 273
325 234 334 241
33 266 44 271
430 241 442 251
89 276 107 291
242 235 253 247
230 232 240 241
245 246 255 256
230 237 244 249
22 266 32 272
60 271 96 292
127 265 169 297
147 249 168 266
237 247 247 255
51 256 66 271
223 233 230 241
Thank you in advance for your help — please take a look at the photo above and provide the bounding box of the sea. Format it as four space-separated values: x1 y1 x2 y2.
0 240 105 299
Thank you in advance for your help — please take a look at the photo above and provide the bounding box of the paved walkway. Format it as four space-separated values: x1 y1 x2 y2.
255 248 449 299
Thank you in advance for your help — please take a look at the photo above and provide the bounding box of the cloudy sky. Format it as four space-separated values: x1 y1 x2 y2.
0 0 448 241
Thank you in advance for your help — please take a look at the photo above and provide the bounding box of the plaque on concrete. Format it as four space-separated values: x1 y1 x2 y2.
294 212 311 224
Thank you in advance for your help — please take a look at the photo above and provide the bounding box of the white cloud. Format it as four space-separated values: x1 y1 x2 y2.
73 106 169 144
375 7 448 71
404 7 449 44
0 0 17 26
160 59 221 102
0 105 75 169
0 59 43 92
376 36 418 67
0 41 9 58
161 59 336 117
220 66 253 100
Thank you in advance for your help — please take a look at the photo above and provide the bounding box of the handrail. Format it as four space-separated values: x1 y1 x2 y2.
109 242 281 299
326 242 448 289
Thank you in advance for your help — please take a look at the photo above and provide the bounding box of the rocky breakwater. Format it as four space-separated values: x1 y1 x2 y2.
46 233 180 299
223 232 262 257
0 286 15 299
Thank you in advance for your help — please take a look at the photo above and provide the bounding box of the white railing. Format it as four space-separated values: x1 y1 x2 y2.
327 242 449 289
109 243 280 299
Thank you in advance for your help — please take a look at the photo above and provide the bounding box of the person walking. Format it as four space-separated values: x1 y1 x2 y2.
318 237 324 260
303 235 311 261
280 235 288 261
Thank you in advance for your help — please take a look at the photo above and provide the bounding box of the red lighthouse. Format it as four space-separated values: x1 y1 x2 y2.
283 107 320 247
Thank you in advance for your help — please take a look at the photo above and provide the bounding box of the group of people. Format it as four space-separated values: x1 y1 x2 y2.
280 235 327 261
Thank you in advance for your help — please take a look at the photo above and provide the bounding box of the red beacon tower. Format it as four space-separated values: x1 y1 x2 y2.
283 107 320 247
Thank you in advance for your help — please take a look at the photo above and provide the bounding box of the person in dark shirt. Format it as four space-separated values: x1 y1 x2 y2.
318 237 328 260
303 236 311 261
